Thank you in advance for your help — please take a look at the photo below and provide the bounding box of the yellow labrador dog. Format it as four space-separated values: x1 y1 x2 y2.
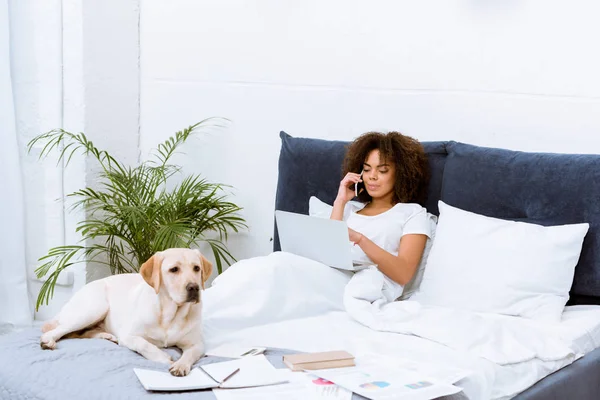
40 248 212 376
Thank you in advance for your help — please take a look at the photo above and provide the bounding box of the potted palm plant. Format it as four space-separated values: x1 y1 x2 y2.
28 119 246 311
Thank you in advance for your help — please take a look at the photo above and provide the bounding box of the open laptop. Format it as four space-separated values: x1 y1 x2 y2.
275 210 371 271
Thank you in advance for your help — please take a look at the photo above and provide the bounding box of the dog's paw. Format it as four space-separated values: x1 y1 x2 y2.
97 332 118 344
169 360 191 377
40 335 56 350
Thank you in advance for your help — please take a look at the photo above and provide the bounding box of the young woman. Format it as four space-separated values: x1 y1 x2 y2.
200 131 435 338
330 131 433 298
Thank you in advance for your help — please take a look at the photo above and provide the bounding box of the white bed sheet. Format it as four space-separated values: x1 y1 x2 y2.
554 305 600 354
205 306 600 400
202 252 600 400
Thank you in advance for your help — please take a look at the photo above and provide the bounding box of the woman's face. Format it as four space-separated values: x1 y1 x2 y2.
362 149 396 203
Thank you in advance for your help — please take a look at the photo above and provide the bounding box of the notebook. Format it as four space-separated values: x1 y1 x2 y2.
134 355 288 392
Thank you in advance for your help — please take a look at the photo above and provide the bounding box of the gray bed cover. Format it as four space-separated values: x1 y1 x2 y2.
1 328 369 400
0 328 293 400
0 328 470 400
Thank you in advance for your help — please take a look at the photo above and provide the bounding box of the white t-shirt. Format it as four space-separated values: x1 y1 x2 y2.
308 196 437 300
343 201 433 265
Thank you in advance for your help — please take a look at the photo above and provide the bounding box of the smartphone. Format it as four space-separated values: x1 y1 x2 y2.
354 170 364 197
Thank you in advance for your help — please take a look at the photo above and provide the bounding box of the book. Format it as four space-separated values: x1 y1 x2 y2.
283 350 355 372
134 355 288 392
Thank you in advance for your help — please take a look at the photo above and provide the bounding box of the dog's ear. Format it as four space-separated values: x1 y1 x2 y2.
140 253 164 294
195 249 213 289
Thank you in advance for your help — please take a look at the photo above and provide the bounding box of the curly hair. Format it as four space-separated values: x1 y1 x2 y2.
342 131 430 205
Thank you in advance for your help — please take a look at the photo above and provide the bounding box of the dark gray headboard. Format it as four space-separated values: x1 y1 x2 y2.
273 131 600 305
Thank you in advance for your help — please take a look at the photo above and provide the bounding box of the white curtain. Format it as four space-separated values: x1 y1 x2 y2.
0 0 33 333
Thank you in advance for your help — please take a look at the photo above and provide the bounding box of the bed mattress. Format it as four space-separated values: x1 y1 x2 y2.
204 305 600 400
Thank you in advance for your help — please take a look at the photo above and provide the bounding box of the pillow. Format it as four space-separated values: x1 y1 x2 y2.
411 201 590 322
308 196 436 300
308 196 335 219
308 196 364 220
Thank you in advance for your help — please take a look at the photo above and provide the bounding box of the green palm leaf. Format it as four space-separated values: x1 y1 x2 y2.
27 119 246 311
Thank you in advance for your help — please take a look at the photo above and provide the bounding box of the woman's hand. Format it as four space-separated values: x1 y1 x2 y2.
335 172 363 205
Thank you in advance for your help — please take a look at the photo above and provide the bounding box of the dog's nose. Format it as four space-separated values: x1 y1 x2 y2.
186 283 200 294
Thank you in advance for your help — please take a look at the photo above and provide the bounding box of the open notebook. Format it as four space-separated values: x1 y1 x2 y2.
134 355 288 392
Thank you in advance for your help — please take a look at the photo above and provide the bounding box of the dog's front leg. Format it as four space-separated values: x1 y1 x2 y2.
119 335 172 364
169 340 205 377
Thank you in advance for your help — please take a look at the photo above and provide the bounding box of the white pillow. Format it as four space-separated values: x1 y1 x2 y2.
411 201 589 322
308 196 335 218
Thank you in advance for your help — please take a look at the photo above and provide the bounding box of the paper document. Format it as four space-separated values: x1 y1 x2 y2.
203 355 287 389
213 369 352 400
206 344 266 358
309 360 462 400
134 355 286 392
361 353 471 384
134 367 218 391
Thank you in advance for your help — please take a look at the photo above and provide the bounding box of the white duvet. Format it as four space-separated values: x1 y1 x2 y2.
202 252 588 400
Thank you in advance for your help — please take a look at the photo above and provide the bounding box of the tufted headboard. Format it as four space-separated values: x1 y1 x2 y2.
273 131 600 305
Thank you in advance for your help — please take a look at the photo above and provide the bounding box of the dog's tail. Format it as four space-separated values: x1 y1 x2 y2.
41 320 58 333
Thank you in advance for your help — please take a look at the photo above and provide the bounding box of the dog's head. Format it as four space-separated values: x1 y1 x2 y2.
139 248 213 305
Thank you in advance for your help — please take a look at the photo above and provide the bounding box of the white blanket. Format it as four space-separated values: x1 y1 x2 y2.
344 267 577 365
204 252 577 367
205 252 352 331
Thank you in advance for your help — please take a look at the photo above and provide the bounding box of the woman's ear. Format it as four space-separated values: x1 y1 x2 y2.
140 253 164 293
194 249 213 289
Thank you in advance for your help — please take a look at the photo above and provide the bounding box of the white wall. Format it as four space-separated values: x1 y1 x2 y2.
80 0 141 283
140 1 600 268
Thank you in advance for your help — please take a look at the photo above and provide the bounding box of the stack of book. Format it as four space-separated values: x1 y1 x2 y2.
283 350 355 371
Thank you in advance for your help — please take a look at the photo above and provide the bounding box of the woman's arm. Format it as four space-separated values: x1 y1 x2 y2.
349 229 427 286
330 172 362 221
330 199 346 221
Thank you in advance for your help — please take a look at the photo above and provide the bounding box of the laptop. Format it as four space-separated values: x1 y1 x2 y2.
275 210 371 271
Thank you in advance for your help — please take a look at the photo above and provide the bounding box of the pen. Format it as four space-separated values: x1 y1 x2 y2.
221 367 240 383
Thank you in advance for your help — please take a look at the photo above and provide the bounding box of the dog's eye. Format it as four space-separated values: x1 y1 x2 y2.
193 265 200 272
169 267 179 273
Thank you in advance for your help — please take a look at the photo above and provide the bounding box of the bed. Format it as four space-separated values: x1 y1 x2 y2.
267 131 600 399
2 131 600 400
